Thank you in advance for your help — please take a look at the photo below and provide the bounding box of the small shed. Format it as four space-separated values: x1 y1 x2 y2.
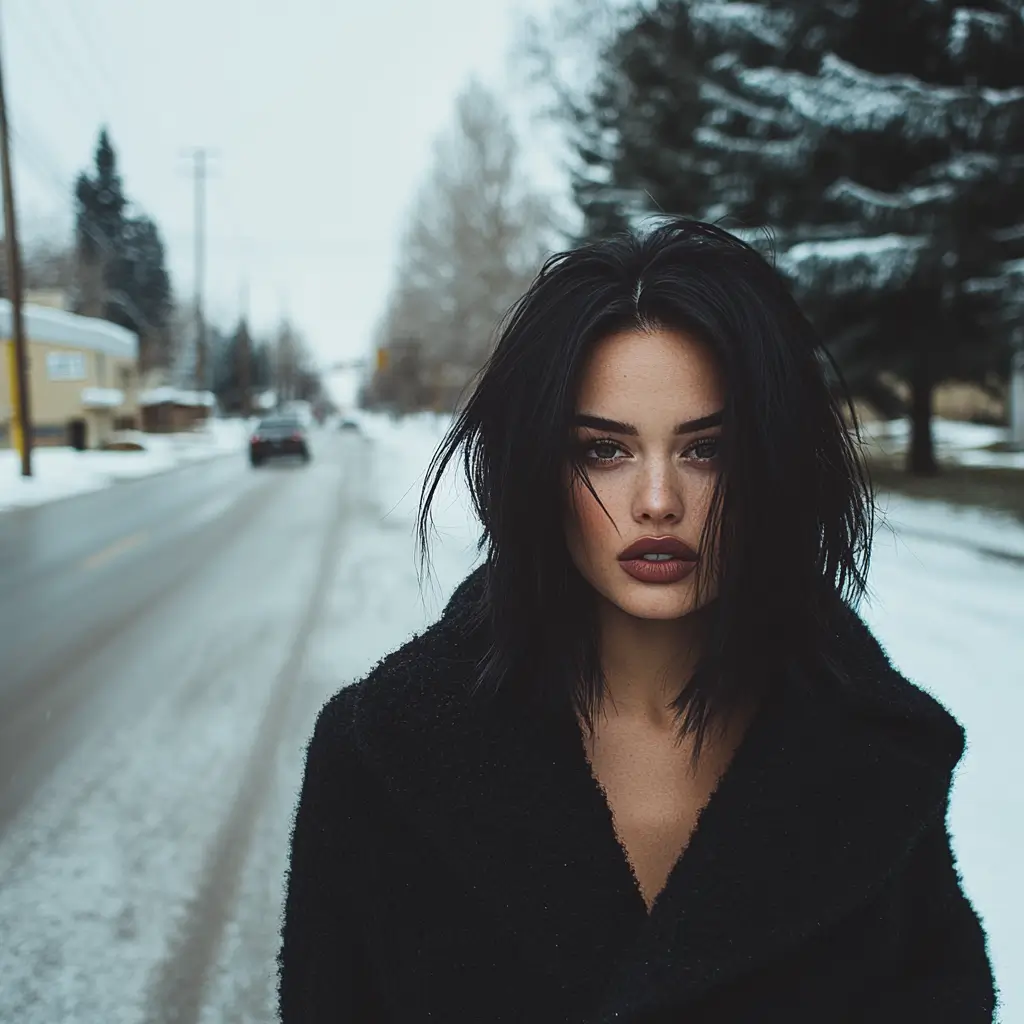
139 387 216 433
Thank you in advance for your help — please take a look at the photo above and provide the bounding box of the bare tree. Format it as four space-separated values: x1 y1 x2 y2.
368 78 560 413
271 319 325 405
0 233 75 297
515 0 625 124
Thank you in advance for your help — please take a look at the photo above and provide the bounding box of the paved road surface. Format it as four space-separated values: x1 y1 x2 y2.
0 428 427 1024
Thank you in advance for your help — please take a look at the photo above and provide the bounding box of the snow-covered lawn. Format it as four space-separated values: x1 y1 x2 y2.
863 503 1024 1021
875 491 1024 560
860 417 1024 469
0 419 252 512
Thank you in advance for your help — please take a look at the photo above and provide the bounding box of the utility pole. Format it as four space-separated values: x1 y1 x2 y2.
184 148 209 393
0 7 31 477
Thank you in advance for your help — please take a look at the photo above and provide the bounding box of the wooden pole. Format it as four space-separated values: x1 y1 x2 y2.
0 6 32 476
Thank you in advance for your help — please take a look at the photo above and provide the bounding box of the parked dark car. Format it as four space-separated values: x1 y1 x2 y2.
250 416 311 467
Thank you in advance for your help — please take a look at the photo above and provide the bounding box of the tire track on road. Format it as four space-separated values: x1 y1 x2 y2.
142 461 353 1024
0 476 281 838
0 631 261 885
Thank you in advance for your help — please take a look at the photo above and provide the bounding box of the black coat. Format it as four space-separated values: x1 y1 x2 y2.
278 566 997 1023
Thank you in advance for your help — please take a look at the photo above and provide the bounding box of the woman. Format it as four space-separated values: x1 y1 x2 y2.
278 220 997 1022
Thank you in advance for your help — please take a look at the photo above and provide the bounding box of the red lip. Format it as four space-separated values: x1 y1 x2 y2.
618 536 698 561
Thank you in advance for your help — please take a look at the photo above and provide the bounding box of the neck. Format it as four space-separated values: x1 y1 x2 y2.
596 598 708 729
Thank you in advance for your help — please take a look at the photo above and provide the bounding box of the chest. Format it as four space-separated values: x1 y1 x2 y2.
582 718 735 911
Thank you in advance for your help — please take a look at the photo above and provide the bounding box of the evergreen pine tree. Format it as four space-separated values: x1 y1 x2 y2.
234 318 254 416
106 215 173 371
210 318 259 415
718 1 1024 473
74 129 126 267
74 129 174 372
211 326 237 410
568 0 1024 474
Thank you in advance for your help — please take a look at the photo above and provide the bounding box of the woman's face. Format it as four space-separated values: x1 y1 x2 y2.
565 326 725 622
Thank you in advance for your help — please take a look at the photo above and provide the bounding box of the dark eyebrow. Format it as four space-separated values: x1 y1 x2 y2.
573 411 723 436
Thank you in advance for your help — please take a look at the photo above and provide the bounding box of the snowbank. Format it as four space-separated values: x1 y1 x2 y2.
0 419 250 512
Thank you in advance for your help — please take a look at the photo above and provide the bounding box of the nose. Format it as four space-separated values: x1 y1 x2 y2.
631 458 683 526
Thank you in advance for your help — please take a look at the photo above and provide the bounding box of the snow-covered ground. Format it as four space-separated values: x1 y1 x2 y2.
0 419 253 512
863 500 1024 1021
0 412 1019 1021
860 416 1024 469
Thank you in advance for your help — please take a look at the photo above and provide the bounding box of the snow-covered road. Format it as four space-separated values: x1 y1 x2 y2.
0 414 1020 1022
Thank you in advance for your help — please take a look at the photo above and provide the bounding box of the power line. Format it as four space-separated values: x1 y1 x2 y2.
9 117 75 196
34 3 116 124
5 4 98 126
55 0 123 122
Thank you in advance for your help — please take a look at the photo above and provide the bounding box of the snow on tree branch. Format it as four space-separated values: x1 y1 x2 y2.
948 7 1014 60
688 2 795 50
739 54 1024 146
698 79 800 131
694 126 810 170
965 258 1024 293
825 178 959 229
776 234 930 297
921 152 1003 183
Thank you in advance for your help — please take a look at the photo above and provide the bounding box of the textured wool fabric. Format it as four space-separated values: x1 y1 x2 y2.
278 566 997 1023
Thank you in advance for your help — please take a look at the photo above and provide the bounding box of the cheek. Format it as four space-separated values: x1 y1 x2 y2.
693 477 718 532
566 476 622 564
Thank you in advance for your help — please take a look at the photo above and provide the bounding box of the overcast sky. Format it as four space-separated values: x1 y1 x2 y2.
2 0 563 401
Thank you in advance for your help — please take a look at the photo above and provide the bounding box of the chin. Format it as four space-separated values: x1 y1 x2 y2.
601 579 700 622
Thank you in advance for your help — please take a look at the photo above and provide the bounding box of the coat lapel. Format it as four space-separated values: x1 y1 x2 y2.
347 567 966 1021
593 605 967 1021
347 569 649 1009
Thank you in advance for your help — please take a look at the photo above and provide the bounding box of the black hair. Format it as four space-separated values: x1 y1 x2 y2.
417 218 875 759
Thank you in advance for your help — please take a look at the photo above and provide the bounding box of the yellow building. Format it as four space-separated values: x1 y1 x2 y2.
1 299 140 450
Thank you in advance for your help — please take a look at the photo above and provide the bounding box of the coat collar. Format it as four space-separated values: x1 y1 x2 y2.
346 566 965 1021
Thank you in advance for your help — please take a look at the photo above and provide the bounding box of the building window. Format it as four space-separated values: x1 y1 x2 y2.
96 353 106 385
46 351 87 381
120 366 133 390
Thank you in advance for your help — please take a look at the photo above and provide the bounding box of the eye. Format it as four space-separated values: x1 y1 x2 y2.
582 438 627 465
684 436 720 463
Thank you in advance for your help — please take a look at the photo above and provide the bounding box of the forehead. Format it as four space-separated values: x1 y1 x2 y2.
575 327 723 413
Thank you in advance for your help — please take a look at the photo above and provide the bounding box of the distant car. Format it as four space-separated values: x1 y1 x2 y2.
339 418 360 433
249 416 311 467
